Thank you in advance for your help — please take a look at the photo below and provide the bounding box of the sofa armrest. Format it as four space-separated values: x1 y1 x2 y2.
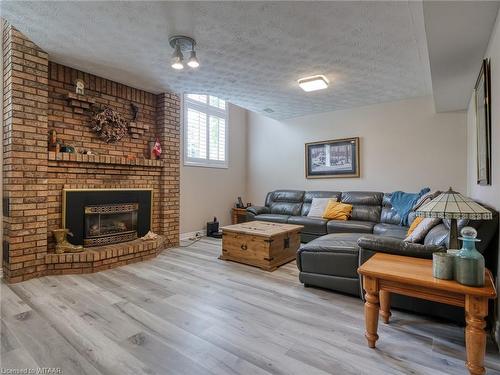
246 205 270 216
357 235 445 260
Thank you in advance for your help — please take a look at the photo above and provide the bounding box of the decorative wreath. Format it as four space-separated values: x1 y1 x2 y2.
89 107 129 143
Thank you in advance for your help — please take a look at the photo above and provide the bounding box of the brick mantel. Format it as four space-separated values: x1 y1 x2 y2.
2 24 180 282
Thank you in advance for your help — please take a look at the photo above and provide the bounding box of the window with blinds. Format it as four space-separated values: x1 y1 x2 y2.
183 94 228 168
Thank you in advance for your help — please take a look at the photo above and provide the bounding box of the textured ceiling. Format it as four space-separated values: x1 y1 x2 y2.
2 1 432 119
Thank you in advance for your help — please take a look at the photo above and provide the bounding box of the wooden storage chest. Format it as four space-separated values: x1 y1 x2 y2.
219 221 303 271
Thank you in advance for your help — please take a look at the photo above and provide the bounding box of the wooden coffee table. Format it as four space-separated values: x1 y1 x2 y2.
219 221 303 271
358 253 497 375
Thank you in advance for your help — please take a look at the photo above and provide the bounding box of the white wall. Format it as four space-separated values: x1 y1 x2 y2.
467 11 500 207
466 8 500 344
180 103 247 234
0 20 3 258
247 96 467 204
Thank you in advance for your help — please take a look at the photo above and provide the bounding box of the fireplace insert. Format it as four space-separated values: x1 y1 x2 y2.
63 189 152 247
84 203 138 246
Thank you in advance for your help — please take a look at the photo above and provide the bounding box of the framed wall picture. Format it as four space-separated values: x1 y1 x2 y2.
305 137 360 179
475 58 492 186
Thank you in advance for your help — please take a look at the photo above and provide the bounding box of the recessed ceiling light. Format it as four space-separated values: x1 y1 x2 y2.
298 75 329 92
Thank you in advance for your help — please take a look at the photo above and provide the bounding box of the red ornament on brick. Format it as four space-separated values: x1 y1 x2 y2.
153 139 162 158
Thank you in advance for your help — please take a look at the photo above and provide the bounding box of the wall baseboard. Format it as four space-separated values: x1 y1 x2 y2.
180 229 205 241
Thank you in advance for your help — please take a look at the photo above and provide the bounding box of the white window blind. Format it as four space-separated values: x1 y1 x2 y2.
183 94 228 168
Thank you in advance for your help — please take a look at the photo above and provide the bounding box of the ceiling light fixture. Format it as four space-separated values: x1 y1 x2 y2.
171 43 184 70
298 75 329 92
187 50 200 68
169 35 200 70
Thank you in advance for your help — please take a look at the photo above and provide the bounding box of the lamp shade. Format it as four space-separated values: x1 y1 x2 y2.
416 189 492 220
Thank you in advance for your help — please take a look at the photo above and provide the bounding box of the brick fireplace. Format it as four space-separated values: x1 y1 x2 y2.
2 23 180 282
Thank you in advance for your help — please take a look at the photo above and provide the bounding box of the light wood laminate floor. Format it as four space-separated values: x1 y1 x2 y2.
1 238 500 375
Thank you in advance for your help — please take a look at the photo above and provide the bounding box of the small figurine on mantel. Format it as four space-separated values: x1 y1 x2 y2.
47 129 64 152
130 103 139 121
75 79 85 95
150 138 162 160
79 148 97 156
48 129 60 152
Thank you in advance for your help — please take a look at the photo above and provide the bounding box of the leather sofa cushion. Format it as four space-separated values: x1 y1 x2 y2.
297 233 365 278
341 191 383 206
269 190 305 203
372 223 408 239
327 220 376 234
380 193 401 225
351 206 381 222
270 202 302 216
301 191 341 216
266 190 305 216
254 214 290 224
287 216 328 235
299 233 365 255
264 192 274 207
299 233 363 253
340 191 383 222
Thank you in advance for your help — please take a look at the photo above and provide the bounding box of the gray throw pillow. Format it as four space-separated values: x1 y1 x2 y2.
412 190 441 211
307 198 332 217
404 218 441 243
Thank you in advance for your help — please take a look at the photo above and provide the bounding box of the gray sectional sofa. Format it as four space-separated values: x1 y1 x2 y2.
247 189 499 322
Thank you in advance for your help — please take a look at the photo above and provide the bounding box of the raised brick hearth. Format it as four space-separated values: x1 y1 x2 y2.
45 236 166 275
2 23 180 282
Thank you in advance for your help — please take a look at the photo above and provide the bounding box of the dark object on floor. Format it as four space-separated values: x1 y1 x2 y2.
207 217 222 238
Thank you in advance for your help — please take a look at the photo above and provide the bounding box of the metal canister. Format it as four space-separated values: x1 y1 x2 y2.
432 252 454 280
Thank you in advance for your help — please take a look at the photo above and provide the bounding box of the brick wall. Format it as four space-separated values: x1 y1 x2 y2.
157 93 180 246
2 24 180 282
48 62 158 159
2 23 49 282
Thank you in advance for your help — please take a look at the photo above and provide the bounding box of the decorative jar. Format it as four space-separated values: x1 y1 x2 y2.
454 227 484 287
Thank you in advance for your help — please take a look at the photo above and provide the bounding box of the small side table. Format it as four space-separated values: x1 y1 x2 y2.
358 253 496 375
231 207 248 224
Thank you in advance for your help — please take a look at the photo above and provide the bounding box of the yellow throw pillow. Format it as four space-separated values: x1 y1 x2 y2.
322 200 353 220
407 217 424 236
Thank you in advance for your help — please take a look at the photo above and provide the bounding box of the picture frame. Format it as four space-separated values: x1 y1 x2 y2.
305 137 360 179
475 59 492 186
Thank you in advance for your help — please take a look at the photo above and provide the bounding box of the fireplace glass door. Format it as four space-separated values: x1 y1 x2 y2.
84 203 138 246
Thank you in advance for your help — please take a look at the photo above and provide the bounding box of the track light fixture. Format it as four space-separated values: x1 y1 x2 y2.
169 35 200 70
171 43 184 70
187 50 200 68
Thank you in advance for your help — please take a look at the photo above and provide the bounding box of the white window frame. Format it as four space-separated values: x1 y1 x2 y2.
182 94 229 169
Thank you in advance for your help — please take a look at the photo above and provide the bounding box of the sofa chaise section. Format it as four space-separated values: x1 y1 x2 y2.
297 233 365 295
